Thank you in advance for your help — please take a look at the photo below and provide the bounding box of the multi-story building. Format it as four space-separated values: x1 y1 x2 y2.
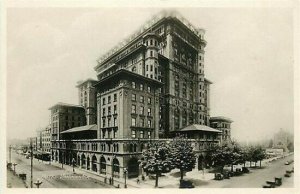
50 11 230 182
210 116 233 143
94 12 209 138
41 125 51 153
49 102 86 141
77 79 98 125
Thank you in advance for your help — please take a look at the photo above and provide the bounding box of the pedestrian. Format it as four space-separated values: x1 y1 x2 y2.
109 177 112 185
137 178 140 184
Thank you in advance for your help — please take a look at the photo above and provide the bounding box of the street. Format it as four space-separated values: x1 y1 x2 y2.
8 151 294 188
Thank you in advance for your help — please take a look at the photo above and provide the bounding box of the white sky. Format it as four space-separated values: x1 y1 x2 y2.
6 7 294 142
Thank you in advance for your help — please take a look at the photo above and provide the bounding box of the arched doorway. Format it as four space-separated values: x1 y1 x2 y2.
87 156 90 170
198 155 204 170
81 154 86 168
112 158 120 178
100 156 106 174
92 155 97 172
127 157 139 179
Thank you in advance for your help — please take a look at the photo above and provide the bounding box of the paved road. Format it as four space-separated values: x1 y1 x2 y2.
10 152 111 188
203 154 294 188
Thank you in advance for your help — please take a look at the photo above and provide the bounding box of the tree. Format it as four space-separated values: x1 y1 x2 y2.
253 146 266 168
210 144 232 173
139 142 173 188
168 137 196 180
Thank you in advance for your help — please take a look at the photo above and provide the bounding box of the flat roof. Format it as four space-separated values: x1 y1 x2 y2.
210 116 233 123
179 124 222 133
61 125 97 134
48 102 84 110
76 78 98 87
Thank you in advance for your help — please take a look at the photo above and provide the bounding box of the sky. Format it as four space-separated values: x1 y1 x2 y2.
6 7 294 142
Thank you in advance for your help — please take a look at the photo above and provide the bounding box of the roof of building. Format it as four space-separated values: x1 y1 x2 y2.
180 124 222 133
60 124 97 134
48 102 84 110
204 78 213 84
210 116 233 123
94 69 163 88
76 78 98 87
95 10 206 70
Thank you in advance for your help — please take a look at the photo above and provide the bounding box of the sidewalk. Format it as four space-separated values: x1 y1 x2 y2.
50 162 130 188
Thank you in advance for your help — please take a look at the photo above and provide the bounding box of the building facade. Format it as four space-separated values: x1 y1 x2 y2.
94 13 209 137
49 11 232 183
41 125 51 153
77 79 98 125
210 116 233 143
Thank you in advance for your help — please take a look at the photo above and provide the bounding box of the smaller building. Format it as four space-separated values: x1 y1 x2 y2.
210 116 233 143
41 125 51 153
49 102 86 141
77 79 98 125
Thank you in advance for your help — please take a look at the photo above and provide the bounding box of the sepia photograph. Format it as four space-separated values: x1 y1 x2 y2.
1 1 298 193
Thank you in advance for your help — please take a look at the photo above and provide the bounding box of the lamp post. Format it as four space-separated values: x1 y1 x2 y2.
124 168 127 188
34 179 43 188
12 163 17 174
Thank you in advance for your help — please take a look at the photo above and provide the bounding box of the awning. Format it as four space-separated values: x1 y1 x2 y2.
61 124 97 134
179 124 222 133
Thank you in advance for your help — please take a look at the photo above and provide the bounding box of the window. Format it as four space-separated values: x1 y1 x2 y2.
147 108 152 116
113 117 117 126
140 96 144 103
102 118 106 127
108 117 111 127
102 98 106 105
150 39 153 45
131 118 136 126
147 97 152 104
146 65 148 71
132 94 136 101
132 82 136 89
114 105 117 114
140 84 144 91
102 108 106 116
114 93 117 102
147 86 151 92
150 65 153 71
150 51 153 57
113 129 117 138
140 118 144 127
108 96 111 104
131 130 136 138
108 106 111 115
147 119 152 128
147 131 151 138
140 131 144 138
131 105 136 114
140 106 144 115
155 68 157 74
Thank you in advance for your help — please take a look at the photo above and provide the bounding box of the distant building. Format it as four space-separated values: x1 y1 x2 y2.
49 102 86 141
77 79 98 125
210 116 233 143
41 125 51 153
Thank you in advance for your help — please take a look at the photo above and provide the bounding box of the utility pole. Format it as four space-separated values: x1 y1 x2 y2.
30 139 33 188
